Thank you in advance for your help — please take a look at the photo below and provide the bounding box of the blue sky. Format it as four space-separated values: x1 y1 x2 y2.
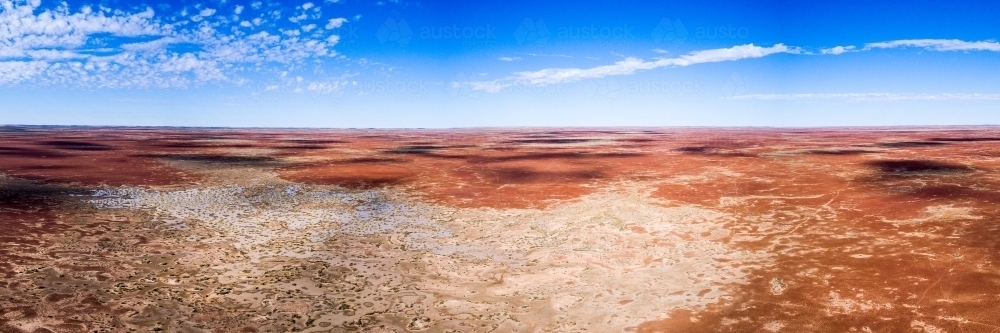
2 0 1000 127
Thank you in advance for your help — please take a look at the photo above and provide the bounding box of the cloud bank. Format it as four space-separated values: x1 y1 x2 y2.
0 0 347 87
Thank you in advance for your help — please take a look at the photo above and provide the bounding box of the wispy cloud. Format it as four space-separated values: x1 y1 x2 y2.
864 39 1000 52
821 39 1000 56
467 44 796 92
820 45 856 55
515 52 574 58
498 56 521 62
730 93 1000 101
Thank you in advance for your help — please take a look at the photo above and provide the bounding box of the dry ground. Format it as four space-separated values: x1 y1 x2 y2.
2 126 1000 332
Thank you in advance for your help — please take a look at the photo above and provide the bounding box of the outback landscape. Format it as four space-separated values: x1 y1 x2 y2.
2 125 1000 332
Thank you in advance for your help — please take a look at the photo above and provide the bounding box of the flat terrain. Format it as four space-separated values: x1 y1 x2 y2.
2 126 1000 332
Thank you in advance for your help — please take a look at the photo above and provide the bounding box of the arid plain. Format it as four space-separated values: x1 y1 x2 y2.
2 126 1000 332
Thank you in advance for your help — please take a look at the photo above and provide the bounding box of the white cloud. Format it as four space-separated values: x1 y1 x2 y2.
234 5 243 15
191 8 216 22
864 39 1000 52
306 81 345 93
23 49 88 60
820 45 856 55
652 48 669 54
518 52 574 58
0 61 49 84
498 56 520 61
301 2 315 10
289 13 307 22
326 17 347 29
0 0 343 87
0 3 161 58
813 39 1000 57
469 44 795 92
729 93 1000 101
120 37 179 53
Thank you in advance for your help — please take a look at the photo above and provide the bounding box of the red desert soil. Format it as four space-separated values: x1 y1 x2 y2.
2 126 1000 332
0 127 206 187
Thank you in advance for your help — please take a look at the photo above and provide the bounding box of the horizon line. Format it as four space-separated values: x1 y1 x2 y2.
3 124 1000 131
